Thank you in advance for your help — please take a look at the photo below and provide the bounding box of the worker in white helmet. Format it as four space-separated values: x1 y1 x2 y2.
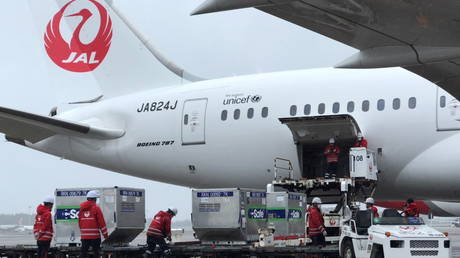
366 197 379 218
354 132 368 148
146 207 178 256
33 196 54 258
323 137 340 178
78 190 108 258
307 197 326 247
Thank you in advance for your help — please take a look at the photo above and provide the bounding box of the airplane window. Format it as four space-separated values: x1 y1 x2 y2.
318 103 325 114
247 108 254 119
234 109 241 120
290 105 297 116
440 96 446 108
408 97 416 109
347 101 354 112
377 99 385 111
184 114 189 125
362 100 370 112
332 102 340 113
262 107 269 118
221 110 227 121
393 98 400 110
304 104 311 115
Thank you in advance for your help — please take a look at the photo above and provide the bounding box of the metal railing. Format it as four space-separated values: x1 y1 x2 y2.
273 157 294 180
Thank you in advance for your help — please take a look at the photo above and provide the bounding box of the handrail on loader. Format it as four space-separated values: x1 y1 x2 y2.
273 157 294 180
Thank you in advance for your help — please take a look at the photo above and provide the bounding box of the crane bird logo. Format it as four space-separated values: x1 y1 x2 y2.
44 0 113 73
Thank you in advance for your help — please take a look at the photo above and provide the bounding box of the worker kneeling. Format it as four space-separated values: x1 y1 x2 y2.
307 197 327 248
146 207 177 257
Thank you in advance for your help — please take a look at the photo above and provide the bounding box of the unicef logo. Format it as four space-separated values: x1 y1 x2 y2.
251 95 262 103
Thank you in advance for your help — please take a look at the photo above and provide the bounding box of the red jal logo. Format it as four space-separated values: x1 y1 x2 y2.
44 0 112 72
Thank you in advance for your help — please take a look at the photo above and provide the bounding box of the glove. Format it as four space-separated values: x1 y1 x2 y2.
167 236 172 242
322 231 327 237
103 233 109 239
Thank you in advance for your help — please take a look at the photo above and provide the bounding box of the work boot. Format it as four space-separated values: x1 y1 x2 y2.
144 250 153 258
163 249 172 257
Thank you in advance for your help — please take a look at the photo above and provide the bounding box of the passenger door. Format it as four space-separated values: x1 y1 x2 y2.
182 98 208 145
437 88 460 130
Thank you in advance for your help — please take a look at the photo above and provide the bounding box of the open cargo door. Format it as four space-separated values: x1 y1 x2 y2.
279 115 361 179
279 115 361 145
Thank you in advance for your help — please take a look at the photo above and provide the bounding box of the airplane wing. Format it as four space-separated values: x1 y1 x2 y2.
0 106 125 144
192 0 460 98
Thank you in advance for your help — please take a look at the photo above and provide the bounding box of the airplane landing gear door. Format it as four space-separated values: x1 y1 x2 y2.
437 88 460 130
182 98 208 145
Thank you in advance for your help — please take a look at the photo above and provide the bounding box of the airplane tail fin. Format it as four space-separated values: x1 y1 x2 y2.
27 0 201 103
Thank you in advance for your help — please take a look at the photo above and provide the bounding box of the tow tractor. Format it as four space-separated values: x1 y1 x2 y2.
340 210 451 258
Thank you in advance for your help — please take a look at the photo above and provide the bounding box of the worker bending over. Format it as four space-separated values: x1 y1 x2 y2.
366 198 379 218
354 132 368 148
34 196 54 258
403 198 419 217
324 138 340 178
308 197 326 248
78 190 109 258
146 207 178 257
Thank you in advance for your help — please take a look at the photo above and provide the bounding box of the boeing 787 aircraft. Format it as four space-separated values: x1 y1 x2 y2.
7 0 460 215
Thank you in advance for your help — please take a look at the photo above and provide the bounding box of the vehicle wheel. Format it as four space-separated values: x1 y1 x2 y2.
370 244 384 258
342 240 355 258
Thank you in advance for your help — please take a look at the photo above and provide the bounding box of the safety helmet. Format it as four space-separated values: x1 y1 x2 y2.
357 132 363 139
312 197 322 204
168 207 178 216
43 196 54 204
365 197 375 204
86 190 100 199
329 138 335 144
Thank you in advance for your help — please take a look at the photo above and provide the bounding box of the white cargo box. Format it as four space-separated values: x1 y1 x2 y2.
192 188 266 244
349 147 378 180
54 187 145 246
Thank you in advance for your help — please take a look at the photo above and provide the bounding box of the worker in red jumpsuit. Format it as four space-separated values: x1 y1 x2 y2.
324 137 340 178
366 197 379 218
146 207 178 257
403 198 419 217
353 132 368 148
34 196 54 258
308 197 326 247
78 190 109 258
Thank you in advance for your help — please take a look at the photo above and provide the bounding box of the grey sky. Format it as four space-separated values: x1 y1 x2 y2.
0 1 354 221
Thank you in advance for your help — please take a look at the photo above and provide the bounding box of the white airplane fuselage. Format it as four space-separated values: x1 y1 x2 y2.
29 67 460 201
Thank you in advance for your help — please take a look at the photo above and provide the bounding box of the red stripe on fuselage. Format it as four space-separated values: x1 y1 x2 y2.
375 201 432 215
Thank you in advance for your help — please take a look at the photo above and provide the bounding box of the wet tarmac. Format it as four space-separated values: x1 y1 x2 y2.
1 226 460 257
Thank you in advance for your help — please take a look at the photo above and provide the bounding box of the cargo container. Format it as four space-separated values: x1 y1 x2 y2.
54 187 145 246
266 192 306 239
192 188 266 244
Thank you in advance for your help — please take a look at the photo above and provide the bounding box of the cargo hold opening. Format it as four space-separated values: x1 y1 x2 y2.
280 115 361 179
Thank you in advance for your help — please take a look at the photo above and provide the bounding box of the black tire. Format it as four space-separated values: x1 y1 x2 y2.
370 244 384 258
342 240 355 258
